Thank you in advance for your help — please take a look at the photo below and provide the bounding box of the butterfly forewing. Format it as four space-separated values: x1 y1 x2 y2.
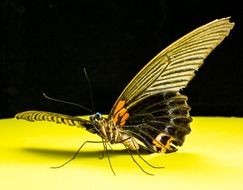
108 17 234 153
109 17 234 116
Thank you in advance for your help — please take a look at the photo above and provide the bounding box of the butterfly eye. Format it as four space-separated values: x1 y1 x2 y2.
90 112 102 121
95 112 102 120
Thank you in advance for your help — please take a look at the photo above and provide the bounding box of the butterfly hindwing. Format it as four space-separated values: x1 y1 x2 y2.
123 92 191 153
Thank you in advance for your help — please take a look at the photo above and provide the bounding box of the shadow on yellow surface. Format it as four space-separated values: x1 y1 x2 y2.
1 117 243 190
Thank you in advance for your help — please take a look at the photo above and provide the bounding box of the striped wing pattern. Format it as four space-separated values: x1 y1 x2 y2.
15 110 93 130
109 17 234 114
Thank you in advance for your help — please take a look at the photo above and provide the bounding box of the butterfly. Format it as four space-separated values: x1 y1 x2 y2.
15 17 234 175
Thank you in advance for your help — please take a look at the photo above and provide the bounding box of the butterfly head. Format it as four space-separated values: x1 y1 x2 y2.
89 112 118 141
89 112 104 135
89 112 103 122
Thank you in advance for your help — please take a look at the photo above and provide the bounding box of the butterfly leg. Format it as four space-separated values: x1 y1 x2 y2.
124 145 154 176
120 132 164 171
101 139 116 176
99 151 105 159
99 143 113 159
51 140 103 169
120 138 163 175
130 140 164 169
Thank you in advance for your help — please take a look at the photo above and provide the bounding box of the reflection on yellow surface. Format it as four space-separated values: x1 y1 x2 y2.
0 117 243 190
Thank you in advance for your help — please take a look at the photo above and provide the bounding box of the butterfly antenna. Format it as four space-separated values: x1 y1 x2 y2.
43 93 93 113
83 68 95 111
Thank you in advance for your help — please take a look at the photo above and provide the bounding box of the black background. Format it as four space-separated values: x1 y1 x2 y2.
1 0 242 118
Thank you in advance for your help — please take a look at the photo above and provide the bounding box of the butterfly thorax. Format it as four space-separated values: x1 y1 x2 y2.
89 112 139 150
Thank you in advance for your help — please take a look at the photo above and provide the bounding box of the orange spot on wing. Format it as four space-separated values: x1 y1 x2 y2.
114 100 126 115
120 121 126 126
112 100 129 126
113 114 119 125
120 112 129 123
118 108 126 116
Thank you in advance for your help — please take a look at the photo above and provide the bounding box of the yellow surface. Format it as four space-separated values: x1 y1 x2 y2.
0 116 243 190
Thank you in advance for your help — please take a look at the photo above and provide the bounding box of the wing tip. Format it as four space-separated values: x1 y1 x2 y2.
217 16 235 29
